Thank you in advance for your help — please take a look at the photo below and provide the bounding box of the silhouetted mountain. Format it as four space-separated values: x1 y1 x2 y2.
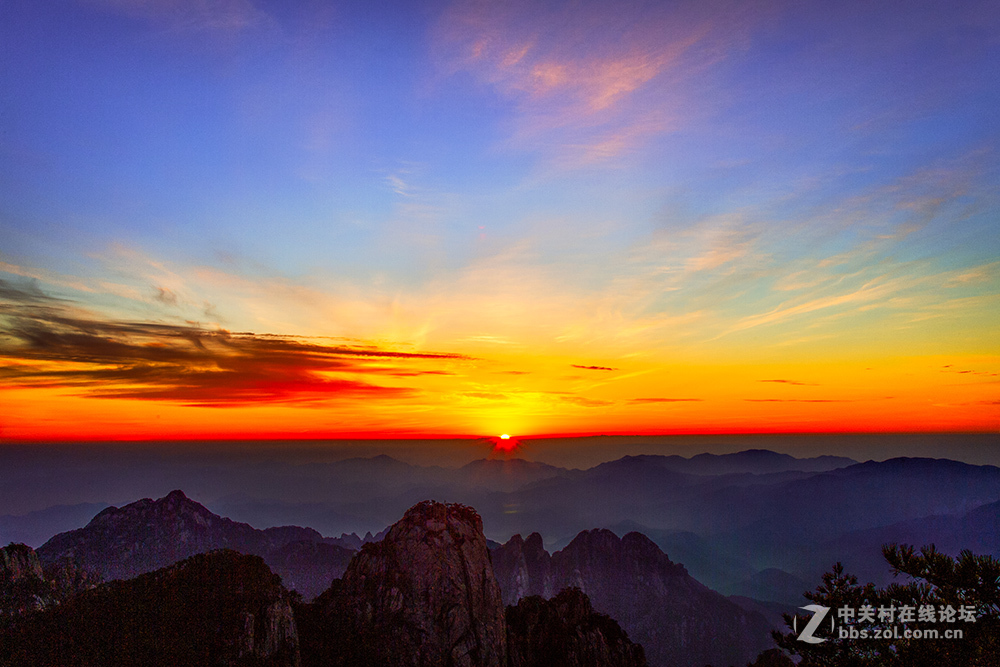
603 521 756 593
712 458 1000 554
493 529 773 667
457 459 570 492
659 449 856 475
507 587 647 667
19 452 1000 643
815 496 1000 587
207 495 392 546
493 532 554 603
297 500 647 667
0 550 299 667
36 490 354 600
321 528 390 551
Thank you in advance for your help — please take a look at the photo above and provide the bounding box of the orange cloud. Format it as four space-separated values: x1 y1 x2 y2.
0 280 470 408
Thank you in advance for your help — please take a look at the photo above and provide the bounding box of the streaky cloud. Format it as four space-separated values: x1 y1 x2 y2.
0 286 472 407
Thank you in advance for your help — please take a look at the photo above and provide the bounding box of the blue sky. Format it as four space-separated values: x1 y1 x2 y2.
1 0 997 438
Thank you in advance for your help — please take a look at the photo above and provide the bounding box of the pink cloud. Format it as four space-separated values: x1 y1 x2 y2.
433 0 763 167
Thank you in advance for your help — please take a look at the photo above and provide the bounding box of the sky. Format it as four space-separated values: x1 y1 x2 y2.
0 0 998 442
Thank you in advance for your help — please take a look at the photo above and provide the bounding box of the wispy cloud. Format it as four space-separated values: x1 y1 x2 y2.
0 281 471 407
571 364 618 371
560 395 614 408
629 397 702 403
461 391 508 401
745 399 851 403
84 0 270 34
433 0 759 168
759 379 816 386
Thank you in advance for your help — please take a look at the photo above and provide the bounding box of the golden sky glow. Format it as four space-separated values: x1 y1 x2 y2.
1 0 997 440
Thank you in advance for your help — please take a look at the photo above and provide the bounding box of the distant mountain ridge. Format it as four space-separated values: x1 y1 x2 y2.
22 451 1000 631
601 449 857 476
36 490 354 601
492 528 772 667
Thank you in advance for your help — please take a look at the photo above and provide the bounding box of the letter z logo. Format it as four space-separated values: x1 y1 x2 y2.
796 604 831 644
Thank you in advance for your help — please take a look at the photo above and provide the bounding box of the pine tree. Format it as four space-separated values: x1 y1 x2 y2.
770 545 1000 667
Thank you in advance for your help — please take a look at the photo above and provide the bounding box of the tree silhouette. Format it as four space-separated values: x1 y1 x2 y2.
770 545 1000 667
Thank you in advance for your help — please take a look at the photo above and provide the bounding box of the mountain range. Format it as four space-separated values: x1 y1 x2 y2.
35 490 356 602
492 529 772 667
25 490 773 666
4 501 650 667
5 448 1000 664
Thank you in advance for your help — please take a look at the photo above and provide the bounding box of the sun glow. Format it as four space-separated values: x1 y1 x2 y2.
490 434 521 456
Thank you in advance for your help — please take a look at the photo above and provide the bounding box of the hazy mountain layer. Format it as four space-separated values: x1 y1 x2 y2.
493 529 771 667
16 450 1000 625
36 490 355 601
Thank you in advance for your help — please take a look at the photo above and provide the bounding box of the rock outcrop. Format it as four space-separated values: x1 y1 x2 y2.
0 550 300 667
0 543 96 624
507 587 647 667
1 543 50 622
297 500 654 667
493 529 773 667
11 498 659 667
1 544 44 583
492 532 553 604
314 500 507 667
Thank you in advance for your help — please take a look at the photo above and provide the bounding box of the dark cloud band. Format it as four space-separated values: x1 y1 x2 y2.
0 280 472 407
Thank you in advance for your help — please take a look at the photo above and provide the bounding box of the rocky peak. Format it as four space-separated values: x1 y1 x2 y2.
506 587 648 667
523 532 545 553
1 543 44 584
552 529 688 596
618 532 666 560
1 544 96 624
389 498 485 536
85 489 214 534
327 500 506 667
493 532 553 606
492 528 772 667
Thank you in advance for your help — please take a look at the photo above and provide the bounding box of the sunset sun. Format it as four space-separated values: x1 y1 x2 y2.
491 434 520 455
